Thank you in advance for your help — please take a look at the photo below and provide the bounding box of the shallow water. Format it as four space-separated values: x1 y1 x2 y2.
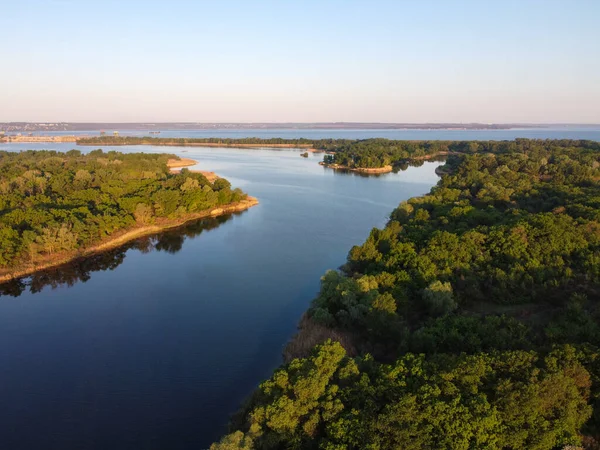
0 144 441 448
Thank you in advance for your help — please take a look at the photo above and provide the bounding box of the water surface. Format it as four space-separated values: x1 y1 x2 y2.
0 144 440 449
18 125 600 141
2 125 599 448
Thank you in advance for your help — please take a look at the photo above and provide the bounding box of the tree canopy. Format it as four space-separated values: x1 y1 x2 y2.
0 150 246 272
214 139 600 449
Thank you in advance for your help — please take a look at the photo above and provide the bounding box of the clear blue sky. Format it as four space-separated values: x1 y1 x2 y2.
1 0 599 123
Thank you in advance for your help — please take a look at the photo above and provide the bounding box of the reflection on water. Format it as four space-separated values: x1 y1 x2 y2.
0 213 237 298
328 156 447 178
0 146 443 450
0 158 446 298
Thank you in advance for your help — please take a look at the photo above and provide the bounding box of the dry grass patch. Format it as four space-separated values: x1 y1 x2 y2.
283 313 357 363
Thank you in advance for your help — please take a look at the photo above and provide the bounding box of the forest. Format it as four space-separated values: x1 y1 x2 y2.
78 136 600 171
0 150 247 276
212 139 600 449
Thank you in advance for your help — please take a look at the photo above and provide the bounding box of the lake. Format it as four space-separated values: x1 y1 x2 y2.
0 143 440 449
1 127 598 448
29 126 600 142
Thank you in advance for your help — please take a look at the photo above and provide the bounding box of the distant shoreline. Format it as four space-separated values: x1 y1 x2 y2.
0 122 578 134
0 135 79 143
77 139 315 149
0 196 259 284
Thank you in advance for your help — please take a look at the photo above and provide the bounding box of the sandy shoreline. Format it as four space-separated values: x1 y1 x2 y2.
166 157 198 168
167 158 219 182
0 196 259 284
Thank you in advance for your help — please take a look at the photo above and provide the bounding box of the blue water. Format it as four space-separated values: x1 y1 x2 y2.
0 127 597 448
20 126 600 142
0 143 440 449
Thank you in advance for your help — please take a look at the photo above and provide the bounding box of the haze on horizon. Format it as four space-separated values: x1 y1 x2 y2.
2 0 599 124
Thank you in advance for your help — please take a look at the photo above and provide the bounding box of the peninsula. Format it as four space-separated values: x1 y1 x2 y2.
0 150 257 283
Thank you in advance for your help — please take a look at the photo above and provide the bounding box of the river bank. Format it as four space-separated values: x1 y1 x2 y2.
0 196 259 284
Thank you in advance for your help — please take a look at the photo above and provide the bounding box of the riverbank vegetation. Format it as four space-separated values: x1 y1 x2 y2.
0 150 252 281
213 139 600 449
0 214 237 297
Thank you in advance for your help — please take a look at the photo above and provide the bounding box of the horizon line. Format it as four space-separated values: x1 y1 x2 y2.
2 121 600 126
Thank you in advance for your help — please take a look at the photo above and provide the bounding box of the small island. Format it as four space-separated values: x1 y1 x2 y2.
0 150 257 283
319 161 393 173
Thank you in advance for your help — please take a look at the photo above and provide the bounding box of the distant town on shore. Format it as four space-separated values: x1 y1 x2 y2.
1 122 599 133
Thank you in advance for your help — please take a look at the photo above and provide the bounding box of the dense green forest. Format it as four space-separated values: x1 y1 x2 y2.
0 150 247 272
321 138 600 169
213 139 600 449
79 136 600 170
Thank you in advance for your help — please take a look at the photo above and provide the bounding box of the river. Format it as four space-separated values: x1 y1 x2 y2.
0 142 440 449
0 127 598 449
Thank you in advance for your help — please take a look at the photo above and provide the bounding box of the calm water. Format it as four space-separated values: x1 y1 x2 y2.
1 126 598 448
0 143 440 449
29 126 600 141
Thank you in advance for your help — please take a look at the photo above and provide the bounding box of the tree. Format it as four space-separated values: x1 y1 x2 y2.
213 178 231 191
422 280 456 316
133 203 153 224
210 431 253 450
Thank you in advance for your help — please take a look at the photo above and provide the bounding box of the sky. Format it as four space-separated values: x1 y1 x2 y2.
1 0 599 123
